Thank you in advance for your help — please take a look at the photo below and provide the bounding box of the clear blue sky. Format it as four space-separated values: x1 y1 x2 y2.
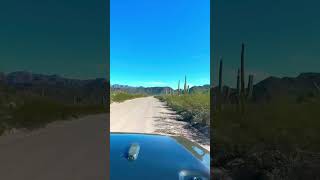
110 0 210 88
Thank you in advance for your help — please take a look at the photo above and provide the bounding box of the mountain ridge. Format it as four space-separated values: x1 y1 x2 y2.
111 84 211 95
212 72 320 103
0 71 109 105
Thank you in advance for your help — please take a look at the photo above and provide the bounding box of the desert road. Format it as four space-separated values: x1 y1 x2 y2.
0 97 208 179
0 114 108 180
111 96 210 150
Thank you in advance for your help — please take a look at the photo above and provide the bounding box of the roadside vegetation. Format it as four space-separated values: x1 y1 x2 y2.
156 76 210 126
214 98 320 152
212 43 320 179
0 97 107 135
110 91 146 103
213 97 320 179
0 86 107 135
157 93 210 126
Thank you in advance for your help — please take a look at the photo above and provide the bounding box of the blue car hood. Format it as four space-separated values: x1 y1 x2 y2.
110 133 210 180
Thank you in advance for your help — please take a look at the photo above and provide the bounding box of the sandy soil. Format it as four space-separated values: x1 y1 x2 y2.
111 96 210 151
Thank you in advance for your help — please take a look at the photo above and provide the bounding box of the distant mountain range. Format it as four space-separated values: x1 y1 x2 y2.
0 71 210 99
213 72 320 103
252 72 320 102
111 84 211 95
189 85 211 94
0 71 109 105
111 84 173 95
2 71 319 103
1 71 107 86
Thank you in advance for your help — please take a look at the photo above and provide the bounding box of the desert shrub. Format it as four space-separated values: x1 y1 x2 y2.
5 97 106 130
157 93 210 125
214 98 320 152
111 92 146 103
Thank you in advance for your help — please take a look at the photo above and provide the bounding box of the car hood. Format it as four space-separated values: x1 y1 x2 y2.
110 133 210 180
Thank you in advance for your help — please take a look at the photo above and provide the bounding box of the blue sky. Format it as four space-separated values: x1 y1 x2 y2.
110 0 210 88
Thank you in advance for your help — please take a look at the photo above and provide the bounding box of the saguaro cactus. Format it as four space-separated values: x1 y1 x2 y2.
247 74 254 99
187 85 190 94
240 43 245 95
184 75 187 95
219 57 223 93
178 80 180 95
236 68 240 96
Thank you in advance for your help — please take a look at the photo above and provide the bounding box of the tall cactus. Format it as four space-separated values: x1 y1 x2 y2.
240 43 245 95
178 80 180 95
236 68 240 96
218 57 223 93
184 75 187 95
247 74 254 99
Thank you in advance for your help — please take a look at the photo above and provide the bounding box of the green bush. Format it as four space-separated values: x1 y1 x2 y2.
111 92 146 103
157 93 210 125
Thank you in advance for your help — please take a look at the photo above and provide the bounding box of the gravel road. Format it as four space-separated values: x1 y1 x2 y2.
0 96 209 180
111 96 210 150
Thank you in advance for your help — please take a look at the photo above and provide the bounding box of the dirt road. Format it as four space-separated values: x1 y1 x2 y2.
111 96 210 150
0 96 208 179
0 114 108 180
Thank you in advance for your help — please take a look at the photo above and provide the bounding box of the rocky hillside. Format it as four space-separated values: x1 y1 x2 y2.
189 85 210 94
253 72 320 103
